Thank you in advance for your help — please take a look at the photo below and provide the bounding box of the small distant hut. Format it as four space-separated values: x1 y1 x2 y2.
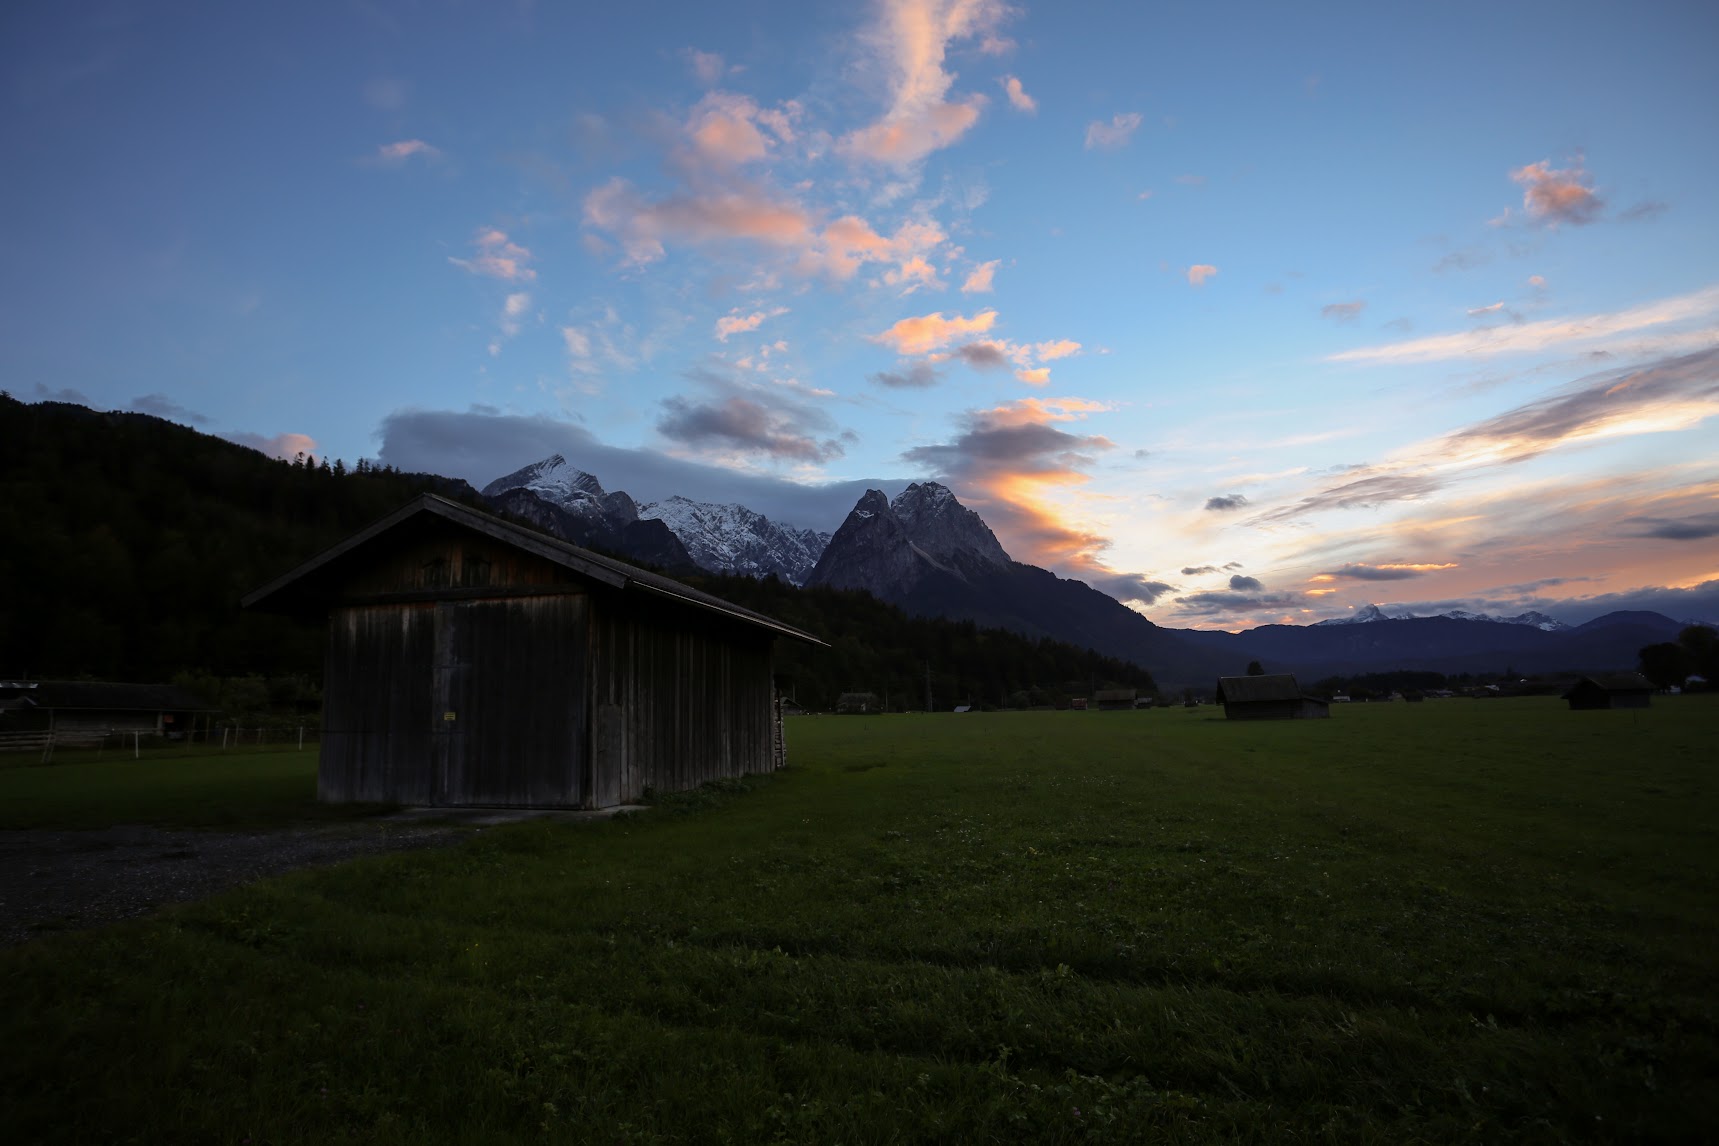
1094 688 1137 711
1215 674 1330 721
1561 672 1654 711
836 692 881 715
244 494 824 809
0 680 213 738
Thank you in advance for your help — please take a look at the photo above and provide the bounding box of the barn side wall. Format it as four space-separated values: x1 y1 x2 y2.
1224 699 1302 720
588 599 776 806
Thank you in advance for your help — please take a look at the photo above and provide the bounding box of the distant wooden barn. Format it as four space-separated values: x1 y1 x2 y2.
1215 674 1330 720
1561 672 1654 711
0 680 212 737
244 495 823 809
1093 688 1137 711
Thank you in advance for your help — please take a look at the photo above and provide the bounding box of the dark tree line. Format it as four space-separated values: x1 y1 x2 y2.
1639 626 1717 689
0 396 1158 710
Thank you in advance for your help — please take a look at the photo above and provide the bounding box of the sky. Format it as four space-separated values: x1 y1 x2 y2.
4 0 1717 629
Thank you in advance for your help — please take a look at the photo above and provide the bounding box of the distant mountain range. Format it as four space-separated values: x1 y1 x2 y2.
479 454 1706 687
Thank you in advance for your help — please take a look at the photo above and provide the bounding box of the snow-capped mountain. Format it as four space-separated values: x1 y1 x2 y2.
480 454 638 525
806 481 1012 595
637 496 830 586
1313 604 1570 631
482 454 830 583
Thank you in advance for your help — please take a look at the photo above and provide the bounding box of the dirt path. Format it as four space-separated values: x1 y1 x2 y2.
0 821 470 947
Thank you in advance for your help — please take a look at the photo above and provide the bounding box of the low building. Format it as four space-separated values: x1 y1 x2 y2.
1561 672 1654 711
1214 674 1330 720
0 680 212 738
244 494 823 809
1093 688 1137 711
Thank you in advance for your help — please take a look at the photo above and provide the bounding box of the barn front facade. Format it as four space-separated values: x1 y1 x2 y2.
1561 672 1654 711
244 495 823 809
1215 674 1331 720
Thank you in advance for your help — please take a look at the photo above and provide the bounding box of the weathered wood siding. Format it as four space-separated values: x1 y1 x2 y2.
1223 698 1329 721
588 600 775 804
321 602 438 803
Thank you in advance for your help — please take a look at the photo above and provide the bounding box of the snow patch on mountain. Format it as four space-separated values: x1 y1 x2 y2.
636 496 830 586
1314 603 1570 631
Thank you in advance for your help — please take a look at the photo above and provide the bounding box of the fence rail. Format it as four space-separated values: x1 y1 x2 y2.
0 726 322 765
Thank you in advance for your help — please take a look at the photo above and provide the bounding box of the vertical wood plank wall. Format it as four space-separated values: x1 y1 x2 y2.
320 602 437 803
588 600 775 805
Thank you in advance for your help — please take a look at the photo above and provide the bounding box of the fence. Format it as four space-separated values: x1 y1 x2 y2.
0 726 323 765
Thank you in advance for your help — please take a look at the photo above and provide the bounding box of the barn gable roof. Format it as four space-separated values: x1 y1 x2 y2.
242 494 826 646
1215 674 1307 704
1562 671 1654 697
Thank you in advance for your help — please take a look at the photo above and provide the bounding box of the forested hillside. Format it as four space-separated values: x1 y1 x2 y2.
0 396 1156 709
0 395 480 681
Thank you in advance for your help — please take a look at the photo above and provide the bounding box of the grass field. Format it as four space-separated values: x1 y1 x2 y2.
0 746 386 830
1 697 1714 1142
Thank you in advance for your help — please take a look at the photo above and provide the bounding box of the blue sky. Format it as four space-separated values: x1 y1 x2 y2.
4 0 1716 627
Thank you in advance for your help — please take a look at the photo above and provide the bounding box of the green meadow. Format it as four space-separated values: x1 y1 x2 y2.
2 698 1714 1143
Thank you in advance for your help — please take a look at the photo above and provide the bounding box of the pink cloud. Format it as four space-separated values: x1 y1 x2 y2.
1000 75 1036 113
375 139 439 164
874 309 998 355
839 0 1012 166
1015 367 1050 385
960 259 998 293
1033 339 1081 361
1187 264 1218 286
715 306 788 342
1510 158 1603 226
681 92 798 169
684 48 727 85
229 431 318 461
1085 112 1142 151
449 228 536 282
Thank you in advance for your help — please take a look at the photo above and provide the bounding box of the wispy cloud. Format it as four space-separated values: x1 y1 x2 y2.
130 393 207 424
449 228 536 281
961 259 999 293
374 139 441 165
1311 562 1459 582
1187 264 1218 286
1084 112 1142 151
683 48 729 85
1000 75 1036 113
1510 157 1603 227
1328 285 1719 364
874 309 998 355
871 361 944 389
840 0 1012 167
658 364 852 463
715 306 789 342
1321 300 1365 322
224 430 318 461
1205 494 1249 511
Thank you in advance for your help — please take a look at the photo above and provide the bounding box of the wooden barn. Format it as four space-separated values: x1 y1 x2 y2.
1093 688 1138 711
1215 674 1330 720
1561 672 1654 711
243 494 824 809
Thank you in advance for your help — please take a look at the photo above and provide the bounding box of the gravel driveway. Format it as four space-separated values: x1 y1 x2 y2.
0 821 470 947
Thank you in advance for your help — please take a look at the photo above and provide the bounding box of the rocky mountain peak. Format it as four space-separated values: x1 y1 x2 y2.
481 453 606 507
636 494 831 586
889 481 1012 569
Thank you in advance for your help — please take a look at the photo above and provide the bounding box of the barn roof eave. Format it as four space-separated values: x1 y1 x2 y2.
242 493 827 646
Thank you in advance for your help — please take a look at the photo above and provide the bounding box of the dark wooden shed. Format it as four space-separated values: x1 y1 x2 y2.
1093 688 1138 711
1215 674 1330 720
1561 672 1654 711
243 494 823 809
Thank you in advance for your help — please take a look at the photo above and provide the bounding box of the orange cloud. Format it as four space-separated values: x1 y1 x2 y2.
902 396 1119 570
840 0 1012 166
1015 367 1050 385
1187 264 1218 286
1000 75 1036 113
961 259 998 293
874 309 998 355
1511 158 1603 226
1033 339 1082 360
449 228 536 281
